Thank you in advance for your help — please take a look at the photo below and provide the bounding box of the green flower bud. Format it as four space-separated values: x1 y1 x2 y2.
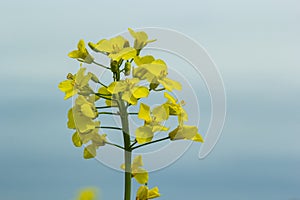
124 62 131 76
110 60 119 73
66 73 74 80
88 72 99 83
150 82 159 90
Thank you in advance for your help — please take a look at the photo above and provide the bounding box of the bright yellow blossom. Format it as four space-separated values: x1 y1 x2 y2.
88 36 136 61
136 185 160 200
97 86 118 107
72 96 99 133
68 40 94 64
72 122 106 146
133 59 181 91
107 78 149 105
169 125 204 142
58 68 93 100
76 188 98 200
128 28 156 50
135 103 169 144
163 92 188 125
121 155 149 184
134 55 155 66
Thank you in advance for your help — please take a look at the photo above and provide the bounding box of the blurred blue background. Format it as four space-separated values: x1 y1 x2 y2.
0 0 299 199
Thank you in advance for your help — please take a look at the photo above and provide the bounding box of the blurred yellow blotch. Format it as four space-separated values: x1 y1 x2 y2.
77 188 99 200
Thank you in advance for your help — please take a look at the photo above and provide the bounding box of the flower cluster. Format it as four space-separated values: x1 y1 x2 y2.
59 28 204 200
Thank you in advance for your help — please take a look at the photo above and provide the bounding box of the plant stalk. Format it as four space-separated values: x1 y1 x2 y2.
118 96 132 200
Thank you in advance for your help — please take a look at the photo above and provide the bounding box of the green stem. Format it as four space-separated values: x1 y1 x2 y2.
105 141 124 150
99 126 123 130
118 96 132 200
92 61 110 70
98 112 119 115
96 81 108 88
128 112 138 115
96 106 113 109
131 136 170 150
129 140 137 148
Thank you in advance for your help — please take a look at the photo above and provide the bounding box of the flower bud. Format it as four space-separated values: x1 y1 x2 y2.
88 72 99 83
149 82 159 90
124 62 131 76
110 60 119 73
67 73 74 80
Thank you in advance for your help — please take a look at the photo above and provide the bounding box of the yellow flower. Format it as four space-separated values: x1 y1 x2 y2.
163 92 188 125
121 155 149 184
68 40 94 64
135 103 169 144
169 125 204 142
134 55 155 66
97 86 118 107
88 36 136 61
76 188 97 200
136 185 160 200
72 95 99 133
58 68 93 100
133 59 181 91
107 78 149 105
128 28 156 50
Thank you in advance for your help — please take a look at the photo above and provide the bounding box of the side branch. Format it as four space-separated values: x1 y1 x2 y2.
131 136 170 150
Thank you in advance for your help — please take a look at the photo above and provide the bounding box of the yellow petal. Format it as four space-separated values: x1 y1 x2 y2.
132 86 149 99
159 78 182 91
152 105 169 122
132 155 143 168
192 133 204 143
83 144 97 159
169 125 198 140
133 168 149 184
148 187 160 199
75 68 86 83
77 39 85 51
73 107 97 133
72 132 82 147
138 103 151 122
58 80 74 92
68 50 80 58
109 47 137 61
77 188 97 200
164 92 177 104
134 55 155 66
67 108 76 129
135 126 153 144
141 63 167 77
98 86 111 97
81 104 97 118
122 91 138 105
136 186 148 200
152 125 169 133
107 81 126 94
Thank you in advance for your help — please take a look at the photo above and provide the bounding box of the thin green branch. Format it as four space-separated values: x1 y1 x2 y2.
128 112 138 115
131 136 170 150
94 93 115 101
95 93 112 96
98 112 119 115
105 141 124 150
92 60 110 70
130 140 137 148
96 81 108 88
96 106 113 109
100 126 123 131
